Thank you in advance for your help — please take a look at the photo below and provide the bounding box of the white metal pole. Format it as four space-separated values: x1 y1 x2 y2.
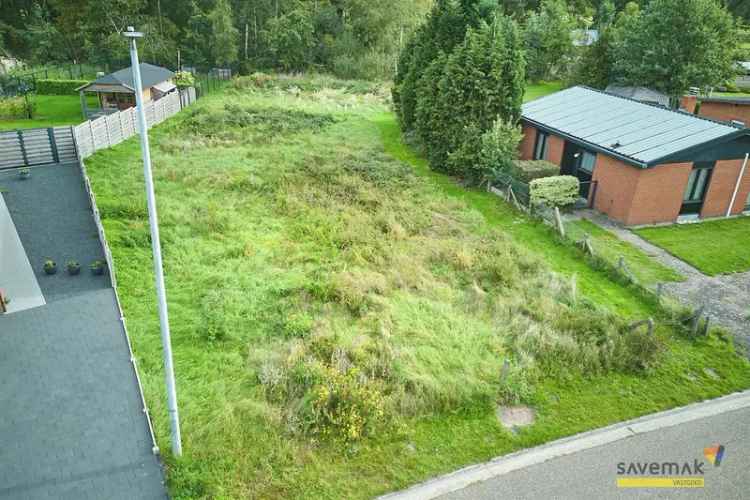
727 153 749 218
124 26 182 457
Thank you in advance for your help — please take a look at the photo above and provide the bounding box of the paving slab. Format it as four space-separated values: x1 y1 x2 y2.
0 164 109 303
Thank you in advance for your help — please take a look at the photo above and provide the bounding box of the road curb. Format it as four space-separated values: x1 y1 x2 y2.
379 390 750 500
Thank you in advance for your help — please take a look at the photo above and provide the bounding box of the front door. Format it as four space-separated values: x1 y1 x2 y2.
680 162 714 215
561 142 596 198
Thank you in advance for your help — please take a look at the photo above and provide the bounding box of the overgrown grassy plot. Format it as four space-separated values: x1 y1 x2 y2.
84 75 750 499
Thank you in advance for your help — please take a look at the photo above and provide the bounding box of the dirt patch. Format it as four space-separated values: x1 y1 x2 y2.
497 405 536 430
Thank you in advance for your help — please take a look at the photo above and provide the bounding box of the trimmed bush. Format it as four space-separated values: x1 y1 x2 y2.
530 175 579 207
511 159 560 182
35 79 89 95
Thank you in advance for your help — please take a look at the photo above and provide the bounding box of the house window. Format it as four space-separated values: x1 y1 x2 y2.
579 151 596 174
533 130 549 160
680 162 714 215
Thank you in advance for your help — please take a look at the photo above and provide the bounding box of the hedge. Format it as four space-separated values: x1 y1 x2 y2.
35 79 90 95
511 159 560 182
530 175 580 207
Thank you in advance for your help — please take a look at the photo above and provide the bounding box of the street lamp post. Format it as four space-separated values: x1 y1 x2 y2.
123 26 182 457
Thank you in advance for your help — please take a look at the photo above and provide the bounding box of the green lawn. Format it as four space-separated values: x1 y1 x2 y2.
566 219 684 286
0 94 97 130
83 75 750 499
524 81 564 102
635 217 750 276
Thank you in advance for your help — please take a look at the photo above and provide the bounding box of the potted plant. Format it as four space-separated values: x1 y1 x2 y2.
90 260 106 276
66 260 81 276
43 259 57 275
19 168 31 180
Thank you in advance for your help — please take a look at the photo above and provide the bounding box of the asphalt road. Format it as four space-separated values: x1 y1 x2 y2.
440 407 749 500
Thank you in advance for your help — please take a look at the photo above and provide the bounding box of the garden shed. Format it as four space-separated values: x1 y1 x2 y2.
520 86 750 226
76 63 175 118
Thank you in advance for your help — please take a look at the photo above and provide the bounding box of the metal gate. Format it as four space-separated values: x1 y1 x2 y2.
0 127 78 170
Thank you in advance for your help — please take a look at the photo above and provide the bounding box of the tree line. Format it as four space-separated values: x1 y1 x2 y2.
0 0 432 79
0 0 745 82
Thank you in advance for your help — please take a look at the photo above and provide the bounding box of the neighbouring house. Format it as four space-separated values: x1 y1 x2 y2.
76 63 176 118
520 86 750 226
572 29 599 47
682 94 750 127
605 85 670 107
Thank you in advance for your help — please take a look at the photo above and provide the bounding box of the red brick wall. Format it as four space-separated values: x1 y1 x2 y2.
546 134 565 165
520 124 564 164
702 158 750 217
681 95 698 114
592 155 641 224
698 101 750 125
628 163 692 225
520 124 536 160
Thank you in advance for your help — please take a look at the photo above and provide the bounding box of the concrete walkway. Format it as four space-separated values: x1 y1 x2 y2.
382 391 750 500
0 164 167 499
579 211 750 353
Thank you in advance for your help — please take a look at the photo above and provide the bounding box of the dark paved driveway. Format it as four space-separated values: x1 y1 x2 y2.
440 407 750 500
0 164 166 499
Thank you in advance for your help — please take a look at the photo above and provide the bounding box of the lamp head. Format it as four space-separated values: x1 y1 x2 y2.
122 26 144 39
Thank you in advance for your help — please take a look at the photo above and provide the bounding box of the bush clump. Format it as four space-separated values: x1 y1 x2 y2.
0 96 34 119
510 160 560 182
182 104 337 142
35 79 89 95
530 175 580 207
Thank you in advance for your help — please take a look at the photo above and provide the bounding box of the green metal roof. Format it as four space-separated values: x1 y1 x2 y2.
80 63 174 92
522 86 749 168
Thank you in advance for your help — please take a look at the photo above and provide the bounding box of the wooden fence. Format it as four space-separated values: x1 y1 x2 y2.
0 127 77 170
0 87 196 169
74 88 196 159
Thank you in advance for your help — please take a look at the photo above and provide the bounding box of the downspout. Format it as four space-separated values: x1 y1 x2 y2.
727 153 749 217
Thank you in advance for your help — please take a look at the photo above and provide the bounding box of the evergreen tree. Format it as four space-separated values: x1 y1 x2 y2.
394 0 483 132
417 16 525 179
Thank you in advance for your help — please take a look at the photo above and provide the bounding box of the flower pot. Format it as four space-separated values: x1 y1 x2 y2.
43 263 57 275
19 170 31 180
67 263 81 276
90 261 106 276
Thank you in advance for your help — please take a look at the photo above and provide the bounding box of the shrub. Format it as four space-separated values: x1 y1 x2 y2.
530 175 579 208
0 96 33 119
35 79 89 95
474 118 523 184
510 159 560 182
174 71 195 89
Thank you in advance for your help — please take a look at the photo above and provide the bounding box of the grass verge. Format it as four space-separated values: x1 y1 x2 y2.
635 217 750 276
84 75 750 499
567 219 684 286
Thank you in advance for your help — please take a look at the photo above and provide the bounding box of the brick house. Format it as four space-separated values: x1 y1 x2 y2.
681 95 750 127
520 86 750 226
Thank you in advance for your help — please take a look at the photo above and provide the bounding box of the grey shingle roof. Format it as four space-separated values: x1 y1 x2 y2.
522 86 745 167
86 63 174 91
